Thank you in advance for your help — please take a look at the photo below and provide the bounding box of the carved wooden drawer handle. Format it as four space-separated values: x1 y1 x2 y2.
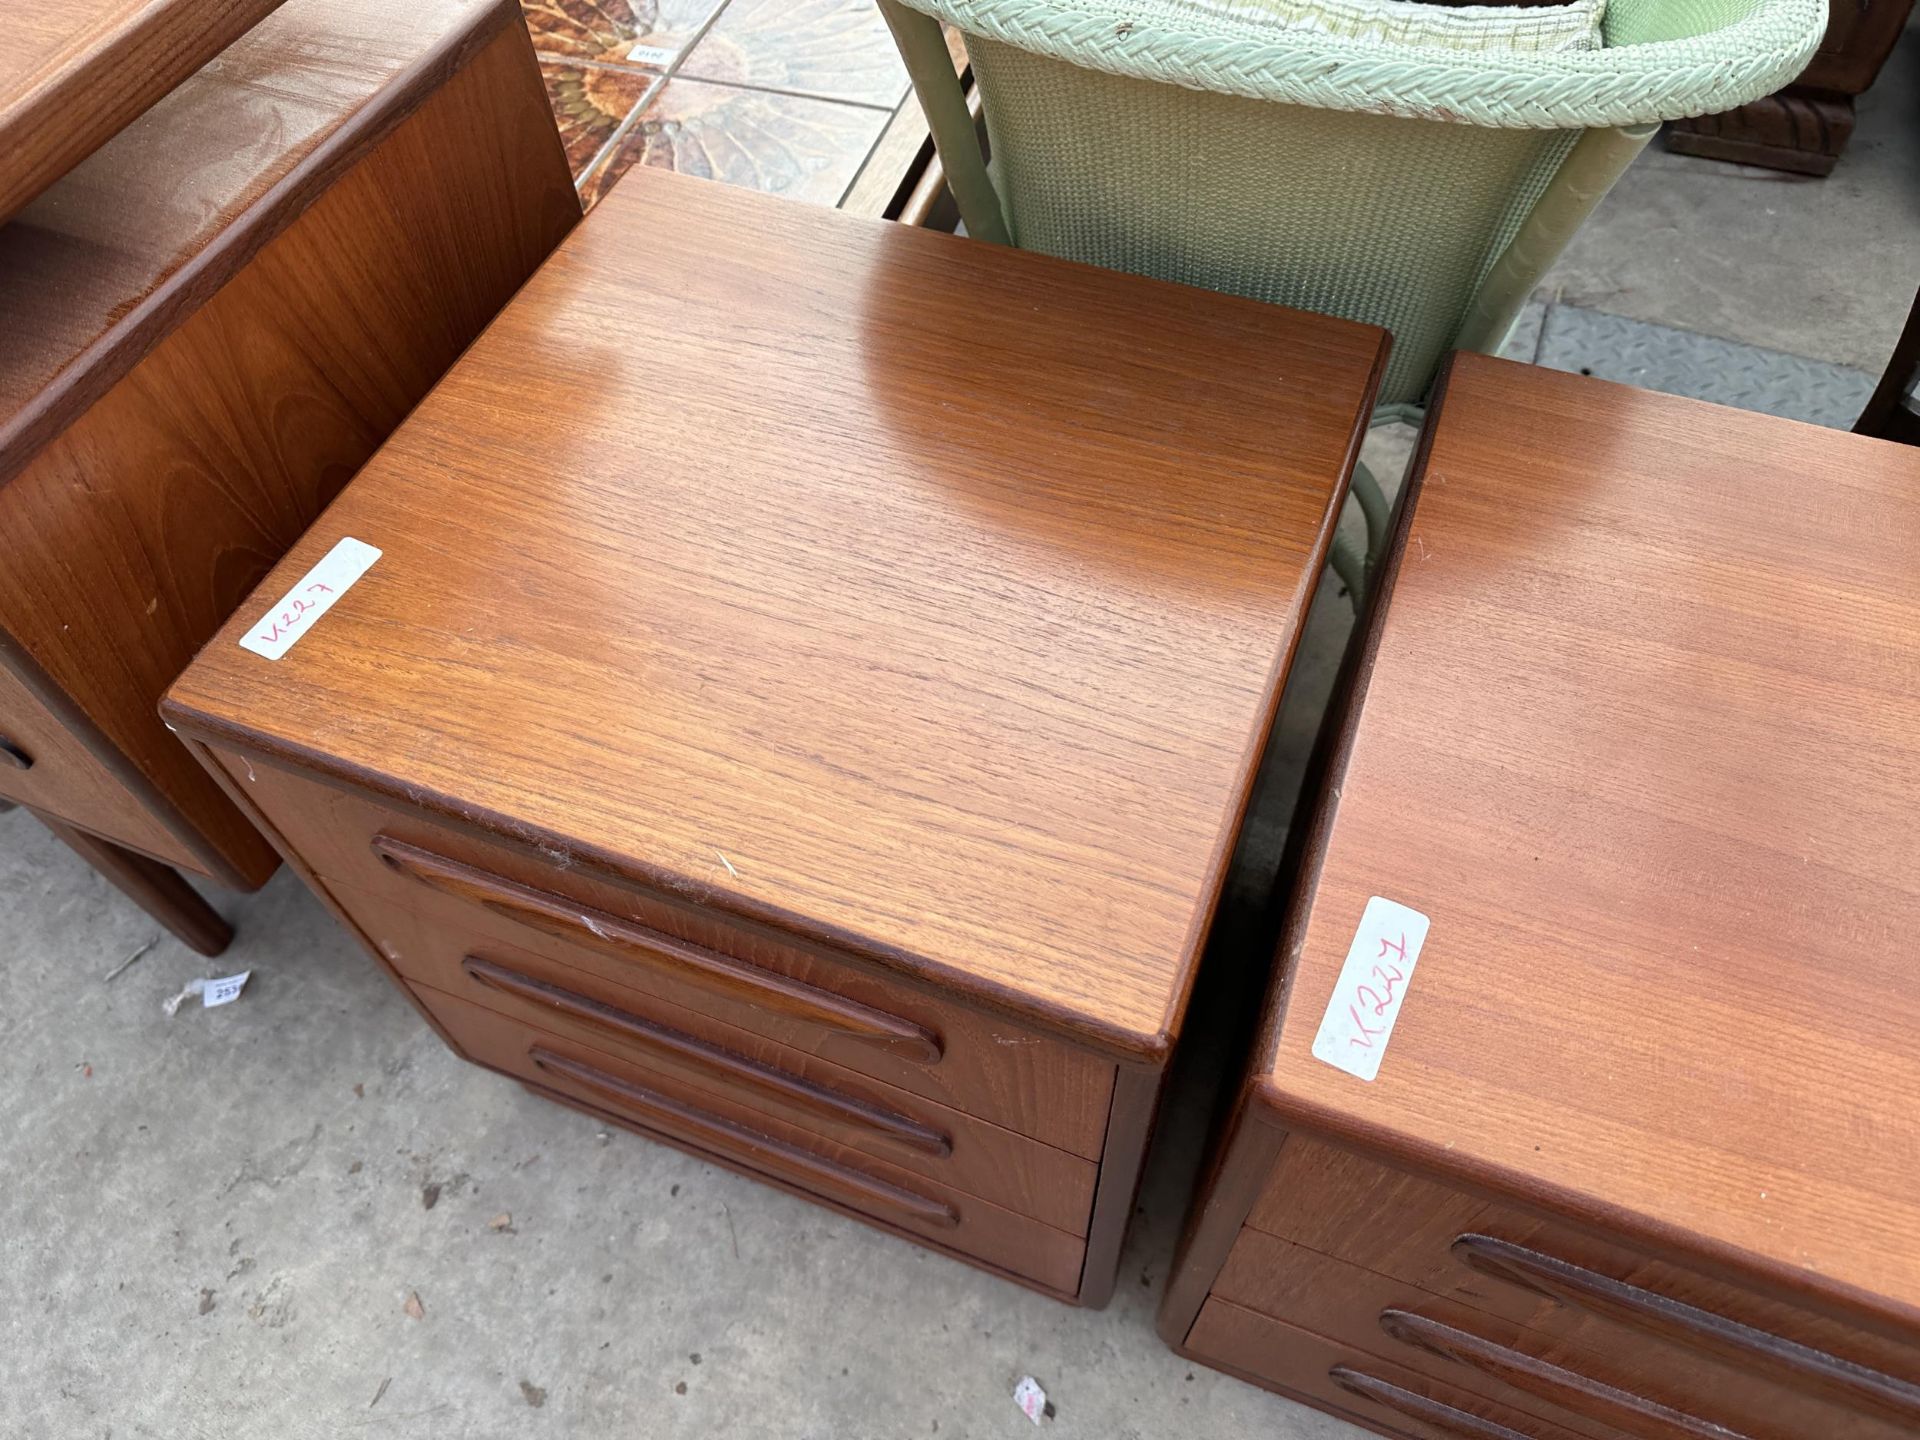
1379 1310 1751 1440
0 734 31 770
371 834 942 1064
1452 1235 1920 1427
528 1046 959 1229
463 955 950 1157
1328 1366 1548 1440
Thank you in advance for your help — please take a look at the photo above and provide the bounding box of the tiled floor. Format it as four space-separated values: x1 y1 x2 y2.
529 0 910 212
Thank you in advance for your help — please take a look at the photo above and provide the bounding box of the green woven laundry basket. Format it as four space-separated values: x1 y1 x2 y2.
880 0 1827 410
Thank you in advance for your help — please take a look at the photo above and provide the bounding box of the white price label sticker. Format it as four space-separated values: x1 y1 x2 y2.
1311 897 1430 1082
1012 1377 1047 1425
202 971 252 1007
239 536 380 660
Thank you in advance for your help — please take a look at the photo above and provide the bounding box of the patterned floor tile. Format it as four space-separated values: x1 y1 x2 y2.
680 0 909 108
540 61 661 178
523 0 723 69
578 78 889 209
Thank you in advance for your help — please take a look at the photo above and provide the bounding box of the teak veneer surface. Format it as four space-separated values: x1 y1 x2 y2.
0 0 576 887
164 167 1387 1055
1263 353 1920 1333
0 0 288 226
0 0 507 477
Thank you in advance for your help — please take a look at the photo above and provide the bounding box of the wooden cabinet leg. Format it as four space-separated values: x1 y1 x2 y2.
36 814 233 956
1665 91 1856 176
1857 287 1920 445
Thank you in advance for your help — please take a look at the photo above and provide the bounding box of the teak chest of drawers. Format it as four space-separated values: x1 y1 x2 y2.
1162 355 1920 1433
162 168 1387 1302
0 0 577 949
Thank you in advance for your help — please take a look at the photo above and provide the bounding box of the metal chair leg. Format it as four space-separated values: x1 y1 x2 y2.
1351 459 1390 574
1330 458 1388 609
878 0 1010 245
1331 525 1368 607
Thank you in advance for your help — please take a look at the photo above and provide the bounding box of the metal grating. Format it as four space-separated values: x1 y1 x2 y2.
1530 303 1877 429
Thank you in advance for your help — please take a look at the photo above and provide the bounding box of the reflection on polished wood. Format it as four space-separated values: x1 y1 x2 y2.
164 167 1386 1302
1 0 289 225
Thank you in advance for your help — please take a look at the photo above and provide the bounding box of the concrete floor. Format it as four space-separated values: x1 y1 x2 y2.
1543 24 1920 372
5 27 1918 1439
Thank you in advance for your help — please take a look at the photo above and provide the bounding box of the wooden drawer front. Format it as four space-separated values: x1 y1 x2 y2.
337 883 1096 1233
1246 1135 1920 1436
0 663 192 867
1214 1227 1910 1440
232 758 1113 1157
419 984 1086 1294
1186 1298 1591 1440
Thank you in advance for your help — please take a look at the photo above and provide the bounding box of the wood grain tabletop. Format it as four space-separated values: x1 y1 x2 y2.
1265 352 1920 1331
0 0 503 479
1 0 289 227
165 167 1387 1056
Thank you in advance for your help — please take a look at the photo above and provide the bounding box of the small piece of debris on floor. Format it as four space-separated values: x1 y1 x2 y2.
369 1377 391 1409
78 1063 92 1078
402 1291 425 1321
421 1183 441 1211
1013 1376 1052 1424
689 1353 701 1365
519 1380 546 1408
349 1160 363 1175
353 1083 365 1099
104 936 158 982
198 1288 215 1316
674 1381 687 1396
488 1212 513 1231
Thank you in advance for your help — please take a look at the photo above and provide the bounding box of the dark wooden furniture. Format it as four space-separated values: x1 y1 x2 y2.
0 0 578 951
1 0 290 225
1162 353 1920 1435
1857 286 1920 445
161 167 1386 1302
1667 0 1915 175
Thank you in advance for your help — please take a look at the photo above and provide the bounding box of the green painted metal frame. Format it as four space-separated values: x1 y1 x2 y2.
878 0 1654 605
878 1 1010 246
